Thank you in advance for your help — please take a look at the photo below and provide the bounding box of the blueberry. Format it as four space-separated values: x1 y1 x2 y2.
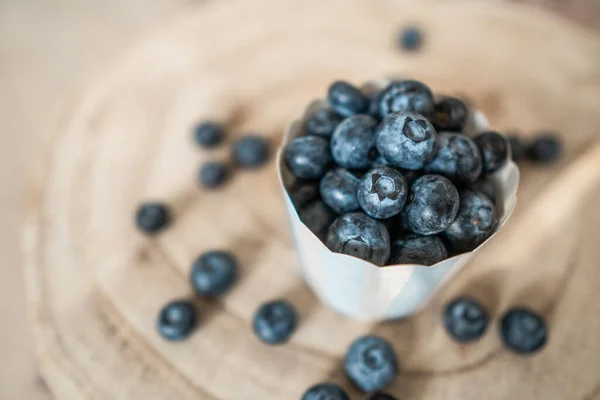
507 134 527 161
368 89 384 121
473 131 509 174
527 133 562 163
232 135 270 168
389 234 448 266
368 394 397 400
443 297 489 343
299 200 337 240
433 96 468 132
157 300 196 341
402 174 459 235
136 202 171 235
198 161 228 189
399 26 423 51
375 80 435 119
371 154 391 168
302 383 350 400
443 189 497 253
326 212 390 266
328 81 369 117
376 112 437 170
425 133 482 183
306 108 344 138
500 308 548 355
344 335 398 393
470 176 496 204
190 251 237 296
285 136 332 179
320 168 361 214
357 167 408 219
289 180 320 208
253 300 297 345
193 121 224 148
331 115 379 169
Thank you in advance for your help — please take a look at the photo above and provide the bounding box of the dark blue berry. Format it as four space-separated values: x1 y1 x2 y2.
444 297 489 343
299 200 337 240
357 167 408 219
389 234 447 266
320 168 361 214
425 133 482 183
376 112 438 170
326 212 390 266
328 81 369 117
289 180 320 208
285 136 332 180
302 383 350 400
232 135 270 168
375 80 435 119
507 134 527 161
368 394 397 400
433 96 468 132
473 131 509 174
253 300 297 345
344 335 398 393
331 115 379 169
402 174 459 235
306 108 344 138
371 154 391 168
443 189 497 253
368 89 384 121
190 251 237 296
198 161 228 189
528 134 562 163
500 308 548 355
469 176 496 204
136 202 171 235
193 121 224 148
157 300 196 341
399 26 423 51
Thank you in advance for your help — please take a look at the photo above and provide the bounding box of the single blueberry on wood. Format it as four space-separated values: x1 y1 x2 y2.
328 81 369 117
253 300 297 345
375 80 435 119
302 383 350 400
198 161 228 189
299 200 337 240
331 114 379 169
433 96 468 132
232 135 270 168
444 297 489 343
425 132 482 183
320 168 361 214
191 251 237 297
389 234 448 266
344 335 399 393
357 167 408 220
305 108 344 138
474 131 509 174
136 202 171 235
399 26 423 51
500 308 548 355
528 134 562 163
157 300 197 341
285 135 332 180
193 121 224 148
507 134 527 161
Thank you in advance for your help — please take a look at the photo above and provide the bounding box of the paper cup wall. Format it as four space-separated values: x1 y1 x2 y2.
276 83 520 322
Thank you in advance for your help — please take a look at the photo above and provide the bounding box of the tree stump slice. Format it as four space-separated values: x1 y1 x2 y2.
23 0 600 399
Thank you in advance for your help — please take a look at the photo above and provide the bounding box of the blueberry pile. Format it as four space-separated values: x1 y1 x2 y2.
285 79 511 266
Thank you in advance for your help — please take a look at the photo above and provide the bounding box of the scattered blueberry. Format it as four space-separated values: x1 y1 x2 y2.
344 335 398 393
368 394 398 400
136 202 171 235
433 96 468 132
157 300 197 341
232 135 270 168
331 115 379 169
500 308 548 355
443 189 498 253
285 135 332 179
320 168 361 214
443 297 489 343
402 174 459 235
193 121 224 148
376 111 438 170
326 212 390 265
305 108 344 138
190 251 237 297
425 132 482 183
474 131 509 174
470 176 496 204
375 80 435 119
399 26 423 51
357 167 408 219
528 133 562 163
253 300 298 345
299 200 337 240
289 180 320 208
198 161 228 189
507 134 527 161
302 383 350 400
328 81 369 117
389 234 447 266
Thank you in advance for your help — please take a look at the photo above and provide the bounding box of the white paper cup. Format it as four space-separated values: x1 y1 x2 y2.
276 81 519 322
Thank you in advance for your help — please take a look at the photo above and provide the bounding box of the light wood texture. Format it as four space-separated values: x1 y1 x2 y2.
21 0 600 399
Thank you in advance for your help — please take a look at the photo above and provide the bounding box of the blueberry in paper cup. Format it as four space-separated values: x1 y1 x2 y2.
277 79 519 322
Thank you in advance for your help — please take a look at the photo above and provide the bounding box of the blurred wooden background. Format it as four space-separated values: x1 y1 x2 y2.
0 0 597 399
